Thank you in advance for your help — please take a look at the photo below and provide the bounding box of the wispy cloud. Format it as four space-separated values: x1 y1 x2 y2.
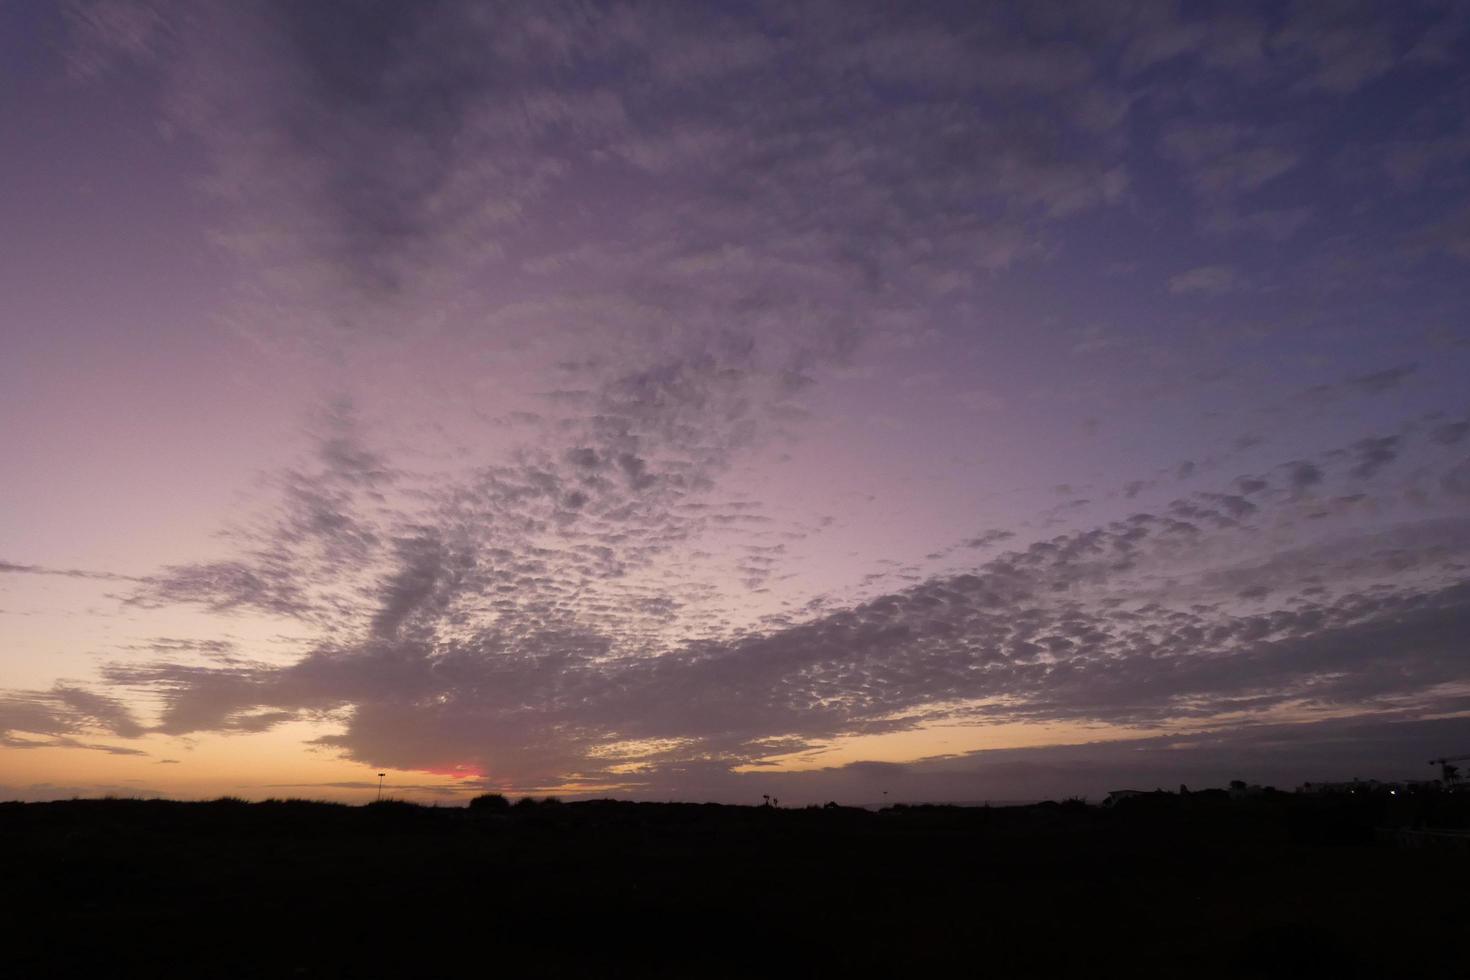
0 561 143 582
1169 265 1245 295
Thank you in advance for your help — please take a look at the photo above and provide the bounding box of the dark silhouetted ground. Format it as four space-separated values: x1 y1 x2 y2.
4 791 1467 978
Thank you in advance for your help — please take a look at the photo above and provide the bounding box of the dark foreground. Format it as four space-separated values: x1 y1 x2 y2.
5 792 1468 978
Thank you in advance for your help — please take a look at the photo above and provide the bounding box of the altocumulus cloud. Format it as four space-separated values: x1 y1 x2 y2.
35 411 1465 791
10 0 1467 797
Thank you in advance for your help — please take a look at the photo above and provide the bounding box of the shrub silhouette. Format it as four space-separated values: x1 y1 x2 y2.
469 793 510 812
2 792 1466 978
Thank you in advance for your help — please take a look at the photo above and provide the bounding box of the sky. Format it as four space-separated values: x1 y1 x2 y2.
3 0 1470 805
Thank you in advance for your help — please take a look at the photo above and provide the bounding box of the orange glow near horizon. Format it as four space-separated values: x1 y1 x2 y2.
0 721 476 804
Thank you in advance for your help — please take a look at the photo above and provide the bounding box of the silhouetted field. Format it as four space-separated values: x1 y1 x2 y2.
5 792 1467 978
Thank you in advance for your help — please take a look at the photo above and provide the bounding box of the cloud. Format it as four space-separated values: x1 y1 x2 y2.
963 530 1015 550
1159 122 1299 200
1414 202 1470 262
131 561 315 619
1168 266 1244 295
1201 205 1313 241
32 0 1470 801
1346 364 1419 395
1381 133 1470 192
1286 461 1324 492
0 561 142 582
39 413 1463 791
1345 435 1401 478
1 685 146 745
1274 1 1402 95
64 0 1132 357
1433 421 1470 446
622 712 1470 804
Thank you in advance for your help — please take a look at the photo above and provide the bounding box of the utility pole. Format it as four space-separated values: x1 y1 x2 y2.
377 773 385 802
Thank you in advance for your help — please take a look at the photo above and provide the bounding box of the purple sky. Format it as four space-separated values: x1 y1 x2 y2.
3 0 1470 804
